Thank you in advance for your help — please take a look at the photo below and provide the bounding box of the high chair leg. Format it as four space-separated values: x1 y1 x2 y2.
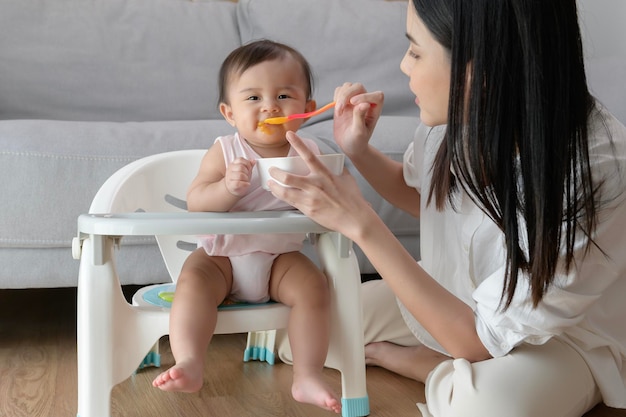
244 330 276 365
77 236 169 417
138 342 161 370
316 232 370 417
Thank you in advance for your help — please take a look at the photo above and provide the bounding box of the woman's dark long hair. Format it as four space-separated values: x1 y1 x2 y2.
414 0 597 308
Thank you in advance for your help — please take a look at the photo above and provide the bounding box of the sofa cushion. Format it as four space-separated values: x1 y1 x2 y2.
0 119 232 249
0 118 353 250
578 0 626 124
585 57 626 125
0 0 239 122
237 0 416 120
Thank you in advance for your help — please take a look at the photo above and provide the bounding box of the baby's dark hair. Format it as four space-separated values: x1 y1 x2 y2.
218 39 314 104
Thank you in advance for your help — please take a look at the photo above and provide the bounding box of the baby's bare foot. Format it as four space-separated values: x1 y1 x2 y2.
291 372 342 414
152 361 203 393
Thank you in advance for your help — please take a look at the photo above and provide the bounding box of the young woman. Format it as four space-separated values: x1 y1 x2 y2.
268 1 626 416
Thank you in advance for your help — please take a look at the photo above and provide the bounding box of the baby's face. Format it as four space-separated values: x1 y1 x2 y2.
220 56 314 157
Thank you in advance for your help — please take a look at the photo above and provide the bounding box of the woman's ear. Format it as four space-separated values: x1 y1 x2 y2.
219 102 236 127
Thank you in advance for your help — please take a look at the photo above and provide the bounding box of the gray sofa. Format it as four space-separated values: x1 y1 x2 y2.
1 0 624 289
0 0 420 288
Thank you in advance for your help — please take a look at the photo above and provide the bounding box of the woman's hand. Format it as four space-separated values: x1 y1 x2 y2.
267 131 378 241
333 82 384 158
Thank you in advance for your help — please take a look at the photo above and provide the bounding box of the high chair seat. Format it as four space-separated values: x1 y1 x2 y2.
133 283 281 365
73 150 369 417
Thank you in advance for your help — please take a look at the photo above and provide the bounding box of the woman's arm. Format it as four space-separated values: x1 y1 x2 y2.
269 132 491 362
350 144 420 217
356 212 490 361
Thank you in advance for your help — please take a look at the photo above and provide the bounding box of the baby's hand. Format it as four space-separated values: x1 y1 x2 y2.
224 157 255 196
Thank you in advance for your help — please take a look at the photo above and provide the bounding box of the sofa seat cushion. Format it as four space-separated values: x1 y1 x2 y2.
0 119 233 249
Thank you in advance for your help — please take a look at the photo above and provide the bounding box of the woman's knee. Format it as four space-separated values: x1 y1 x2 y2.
423 340 599 417
424 358 535 417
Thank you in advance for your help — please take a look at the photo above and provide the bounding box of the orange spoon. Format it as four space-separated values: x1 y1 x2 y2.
260 101 336 126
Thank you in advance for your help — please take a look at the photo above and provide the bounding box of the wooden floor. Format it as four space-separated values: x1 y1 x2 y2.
0 287 624 417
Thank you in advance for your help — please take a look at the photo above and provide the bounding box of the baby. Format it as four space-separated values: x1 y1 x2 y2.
152 40 341 414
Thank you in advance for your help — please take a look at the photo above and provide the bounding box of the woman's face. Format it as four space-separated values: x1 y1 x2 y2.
400 3 451 127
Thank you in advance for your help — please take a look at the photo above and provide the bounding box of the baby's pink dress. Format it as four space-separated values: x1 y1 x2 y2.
198 133 321 302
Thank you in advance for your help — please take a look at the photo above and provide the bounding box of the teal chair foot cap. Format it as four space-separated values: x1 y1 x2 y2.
138 350 161 369
341 396 370 417
243 346 275 365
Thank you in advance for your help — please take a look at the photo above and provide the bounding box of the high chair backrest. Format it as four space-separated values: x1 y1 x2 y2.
89 150 206 281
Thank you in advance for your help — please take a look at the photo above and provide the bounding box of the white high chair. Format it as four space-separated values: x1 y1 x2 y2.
72 150 369 417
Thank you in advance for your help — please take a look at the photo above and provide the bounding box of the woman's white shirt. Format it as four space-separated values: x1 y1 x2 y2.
400 105 626 407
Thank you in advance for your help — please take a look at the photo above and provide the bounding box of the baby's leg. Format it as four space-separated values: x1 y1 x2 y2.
152 248 232 393
269 252 341 414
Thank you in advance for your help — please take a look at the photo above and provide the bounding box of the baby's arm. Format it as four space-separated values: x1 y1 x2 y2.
186 142 255 212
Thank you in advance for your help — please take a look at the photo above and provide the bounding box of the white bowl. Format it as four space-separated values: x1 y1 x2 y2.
257 153 345 190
